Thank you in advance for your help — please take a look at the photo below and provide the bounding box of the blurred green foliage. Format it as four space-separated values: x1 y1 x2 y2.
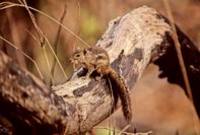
80 8 100 44
95 128 114 135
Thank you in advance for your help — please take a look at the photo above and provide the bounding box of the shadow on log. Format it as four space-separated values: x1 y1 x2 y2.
0 6 199 134
153 27 200 117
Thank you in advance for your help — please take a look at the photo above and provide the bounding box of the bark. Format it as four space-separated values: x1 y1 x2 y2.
0 6 199 134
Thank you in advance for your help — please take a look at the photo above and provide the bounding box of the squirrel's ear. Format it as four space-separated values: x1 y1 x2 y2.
72 47 82 54
75 47 81 52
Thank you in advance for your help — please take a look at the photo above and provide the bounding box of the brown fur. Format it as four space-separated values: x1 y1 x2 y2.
71 46 132 123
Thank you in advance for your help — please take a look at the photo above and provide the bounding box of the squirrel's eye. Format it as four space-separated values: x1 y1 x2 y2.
75 54 80 57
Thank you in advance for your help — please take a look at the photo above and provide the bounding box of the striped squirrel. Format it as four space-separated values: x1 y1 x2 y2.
70 46 132 123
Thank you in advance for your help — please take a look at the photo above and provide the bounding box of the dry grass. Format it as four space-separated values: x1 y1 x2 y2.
0 0 199 134
0 35 43 79
162 1 199 134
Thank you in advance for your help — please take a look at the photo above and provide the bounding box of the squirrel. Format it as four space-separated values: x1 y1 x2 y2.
70 46 132 123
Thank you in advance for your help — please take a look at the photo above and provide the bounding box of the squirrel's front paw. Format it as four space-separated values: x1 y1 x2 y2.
94 74 104 81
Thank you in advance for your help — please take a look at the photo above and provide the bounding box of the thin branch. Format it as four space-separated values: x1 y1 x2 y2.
75 0 81 46
25 29 54 83
5 1 68 80
50 2 68 84
163 1 199 134
5 7 27 68
94 126 152 135
163 0 193 101
117 125 130 135
0 5 199 134
0 35 44 80
17 0 60 82
0 2 90 48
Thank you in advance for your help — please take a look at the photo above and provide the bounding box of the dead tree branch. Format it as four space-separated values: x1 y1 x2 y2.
0 6 199 134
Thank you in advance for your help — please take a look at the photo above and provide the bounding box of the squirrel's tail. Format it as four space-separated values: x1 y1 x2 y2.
108 68 132 123
96 66 132 123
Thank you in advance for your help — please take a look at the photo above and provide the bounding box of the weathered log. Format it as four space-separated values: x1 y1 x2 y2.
0 51 68 134
0 6 199 134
